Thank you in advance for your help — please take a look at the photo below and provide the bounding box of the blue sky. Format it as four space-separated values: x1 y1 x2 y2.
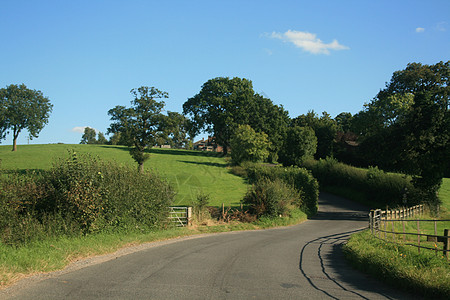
1 0 449 145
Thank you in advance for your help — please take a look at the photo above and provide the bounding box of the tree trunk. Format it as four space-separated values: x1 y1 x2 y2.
138 162 144 173
12 137 17 151
12 127 19 152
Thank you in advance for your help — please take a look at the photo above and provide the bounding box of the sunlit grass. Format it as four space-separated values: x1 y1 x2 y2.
0 144 248 206
344 230 450 299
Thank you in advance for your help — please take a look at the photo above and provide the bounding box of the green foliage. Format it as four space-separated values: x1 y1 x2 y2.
278 126 317 167
108 86 168 171
80 127 97 144
243 177 300 217
230 124 270 165
159 111 191 148
343 230 450 299
0 150 174 245
245 164 319 216
0 83 53 151
97 132 108 144
183 77 289 156
354 61 450 206
192 192 211 222
292 111 338 159
302 158 418 207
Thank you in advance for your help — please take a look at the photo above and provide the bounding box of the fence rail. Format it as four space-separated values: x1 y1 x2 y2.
369 205 450 260
168 206 192 227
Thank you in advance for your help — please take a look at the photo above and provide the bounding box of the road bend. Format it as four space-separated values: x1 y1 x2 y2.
1 193 421 300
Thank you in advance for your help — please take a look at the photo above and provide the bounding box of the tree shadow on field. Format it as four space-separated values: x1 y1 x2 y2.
98 146 225 158
150 148 224 157
99 145 130 152
178 160 226 168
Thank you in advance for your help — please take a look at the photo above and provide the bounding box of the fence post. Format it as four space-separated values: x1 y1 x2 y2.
444 229 449 260
402 219 406 242
369 211 373 234
417 220 421 254
187 207 192 226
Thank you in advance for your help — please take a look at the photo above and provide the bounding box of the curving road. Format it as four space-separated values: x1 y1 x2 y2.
2 193 422 299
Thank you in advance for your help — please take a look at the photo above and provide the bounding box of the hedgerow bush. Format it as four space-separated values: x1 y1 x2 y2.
245 164 319 216
0 150 174 245
302 157 418 207
243 178 300 217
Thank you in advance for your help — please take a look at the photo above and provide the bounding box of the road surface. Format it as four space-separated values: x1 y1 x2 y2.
1 193 421 299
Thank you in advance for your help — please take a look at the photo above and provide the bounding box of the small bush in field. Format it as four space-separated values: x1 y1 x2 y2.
243 178 300 217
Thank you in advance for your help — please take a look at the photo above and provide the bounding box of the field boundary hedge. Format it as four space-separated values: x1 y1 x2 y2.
302 158 419 208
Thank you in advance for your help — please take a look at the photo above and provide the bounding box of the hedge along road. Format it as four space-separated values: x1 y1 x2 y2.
2 193 421 300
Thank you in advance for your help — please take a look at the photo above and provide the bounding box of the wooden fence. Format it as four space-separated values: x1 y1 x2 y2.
168 207 192 227
369 205 450 260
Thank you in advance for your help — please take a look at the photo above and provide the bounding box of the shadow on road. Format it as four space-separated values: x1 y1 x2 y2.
298 229 375 300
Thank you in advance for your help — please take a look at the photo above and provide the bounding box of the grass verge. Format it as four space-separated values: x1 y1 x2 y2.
343 230 450 299
0 209 307 289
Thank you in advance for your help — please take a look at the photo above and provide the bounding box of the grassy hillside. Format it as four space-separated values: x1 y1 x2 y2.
0 144 248 207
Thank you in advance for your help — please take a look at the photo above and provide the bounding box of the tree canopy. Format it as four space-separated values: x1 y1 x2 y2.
355 61 450 205
183 77 289 157
278 126 317 167
0 84 53 151
107 86 168 172
80 127 97 144
292 111 338 160
230 124 270 165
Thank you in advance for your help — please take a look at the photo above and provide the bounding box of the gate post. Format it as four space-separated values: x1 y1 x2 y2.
187 207 192 226
444 229 449 260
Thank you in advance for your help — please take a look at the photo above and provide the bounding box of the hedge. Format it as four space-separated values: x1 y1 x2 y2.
245 164 319 216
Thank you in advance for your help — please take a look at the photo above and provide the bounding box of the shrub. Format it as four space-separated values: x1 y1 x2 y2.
243 178 300 217
0 150 175 245
245 164 319 216
191 192 211 222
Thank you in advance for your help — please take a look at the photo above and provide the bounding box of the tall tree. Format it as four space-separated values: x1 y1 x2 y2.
183 77 289 157
80 127 97 144
160 111 190 148
107 86 168 172
97 132 108 144
356 61 450 205
334 112 353 132
292 111 338 159
278 126 317 167
230 124 270 165
0 84 53 151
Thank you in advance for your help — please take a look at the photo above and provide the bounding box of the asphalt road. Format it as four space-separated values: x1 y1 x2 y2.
1 193 422 300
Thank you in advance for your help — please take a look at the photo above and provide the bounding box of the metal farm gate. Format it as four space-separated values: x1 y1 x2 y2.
168 206 192 227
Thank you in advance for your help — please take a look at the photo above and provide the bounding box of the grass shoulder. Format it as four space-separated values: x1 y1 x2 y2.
343 228 450 299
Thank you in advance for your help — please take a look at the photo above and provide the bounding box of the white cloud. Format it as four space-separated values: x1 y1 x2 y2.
415 27 425 33
269 30 349 55
71 126 98 133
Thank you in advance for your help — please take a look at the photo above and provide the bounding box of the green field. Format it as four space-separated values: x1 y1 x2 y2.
0 144 248 207
439 178 450 215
